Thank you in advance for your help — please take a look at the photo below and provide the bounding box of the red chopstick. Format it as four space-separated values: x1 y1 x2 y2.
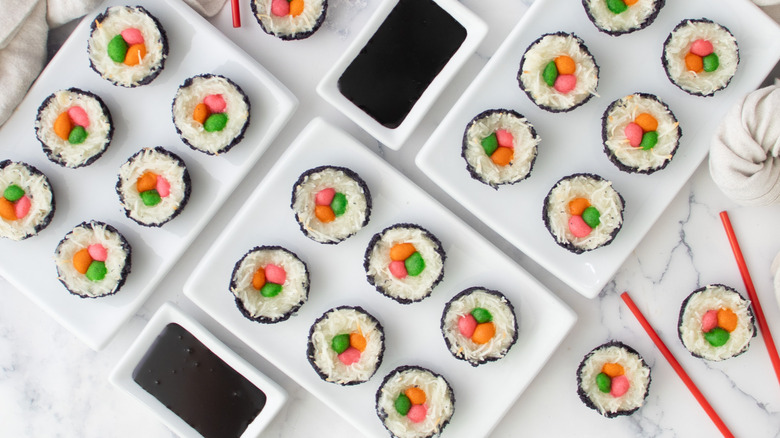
720 210 780 386
231 0 241 28
620 292 734 438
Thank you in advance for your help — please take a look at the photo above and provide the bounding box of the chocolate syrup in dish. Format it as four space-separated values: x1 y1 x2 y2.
337 0 467 129
132 323 267 438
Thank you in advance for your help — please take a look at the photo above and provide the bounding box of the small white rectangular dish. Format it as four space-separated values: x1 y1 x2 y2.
416 0 780 298
316 0 487 150
184 118 577 437
0 0 297 350
109 302 287 438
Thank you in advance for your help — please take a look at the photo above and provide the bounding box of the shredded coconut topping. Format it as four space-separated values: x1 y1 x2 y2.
584 0 658 33
253 0 324 37
377 367 454 438
0 163 54 241
117 148 188 226
579 345 650 415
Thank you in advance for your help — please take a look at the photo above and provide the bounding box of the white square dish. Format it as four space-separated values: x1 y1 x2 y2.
109 302 287 438
316 0 487 150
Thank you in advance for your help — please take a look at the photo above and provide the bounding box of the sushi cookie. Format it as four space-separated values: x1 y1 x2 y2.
678 284 756 361
518 32 599 113
35 88 113 168
306 306 385 385
662 19 739 97
543 173 625 254
251 0 327 40
440 287 518 367
364 223 446 304
0 161 55 241
116 147 191 227
576 341 651 418
602 93 682 174
582 0 665 36
291 166 372 244
229 246 309 323
54 221 132 298
87 5 168 87
461 109 541 189
172 74 251 155
376 365 455 438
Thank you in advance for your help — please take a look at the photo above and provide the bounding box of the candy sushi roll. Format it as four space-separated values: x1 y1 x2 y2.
291 166 372 244
306 306 385 386
375 365 455 438
35 88 113 168
116 147 191 227
364 223 446 304
251 0 327 40
440 287 518 367
678 284 756 361
662 19 739 97
172 74 251 155
229 246 309 323
576 341 651 418
54 221 132 298
582 0 665 36
543 173 624 254
461 109 540 189
602 93 682 174
87 5 168 88
517 32 599 113
0 161 55 241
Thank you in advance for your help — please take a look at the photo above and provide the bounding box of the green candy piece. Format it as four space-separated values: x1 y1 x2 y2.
471 307 493 324
394 394 411 416
260 282 283 298
596 372 612 393
606 0 628 14
703 53 720 72
331 333 350 354
704 327 730 347
542 61 558 87
204 113 228 132
68 126 88 144
331 192 348 217
582 206 601 228
640 131 658 151
140 189 162 207
404 252 426 277
3 184 24 202
85 261 107 282
107 34 128 63
481 133 499 156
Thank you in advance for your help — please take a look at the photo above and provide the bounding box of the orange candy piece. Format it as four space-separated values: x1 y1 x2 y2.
193 103 210 124
73 248 92 274
717 308 738 332
602 362 625 378
624 0 638 5
635 113 658 132
136 171 158 193
315 205 335 223
472 322 495 344
54 112 72 140
124 43 147 66
289 0 304 16
0 198 17 221
568 197 590 216
685 53 703 73
490 146 513 166
350 332 367 352
405 387 426 405
390 242 416 261
554 55 576 75
252 266 266 290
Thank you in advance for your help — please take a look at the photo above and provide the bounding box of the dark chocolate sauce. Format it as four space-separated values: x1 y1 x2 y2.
337 0 467 129
132 323 267 438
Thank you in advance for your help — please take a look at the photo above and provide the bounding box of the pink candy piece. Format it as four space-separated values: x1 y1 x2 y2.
265 264 286 285
14 195 30 219
88 244 108 262
389 260 408 279
67 106 90 128
315 188 336 206
624 122 644 148
701 309 718 332
121 28 144 45
407 404 427 423
337 347 361 366
271 0 290 16
458 314 477 338
156 175 170 198
203 94 227 113
610 375 630 398
554 74 577 94
495 129 514 149
690 39 714 57
568 215 592 238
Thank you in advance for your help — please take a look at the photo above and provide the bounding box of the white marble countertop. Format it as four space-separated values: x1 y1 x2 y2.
2 0 780 437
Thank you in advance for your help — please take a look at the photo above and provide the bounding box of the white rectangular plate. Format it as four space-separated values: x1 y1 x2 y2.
184 118 577 437
416 0 780 298
0 0 297 350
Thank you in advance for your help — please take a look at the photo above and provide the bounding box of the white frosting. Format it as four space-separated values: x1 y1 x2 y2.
463 111 540 186
579 345 650 415
35 90 111 168
87 6 166 87
546 175 623 251
604 94 680 172
377 368 454 438
519 34 599 110
252 0 324 37
117 148 188 226
292 167 369 243
172 75 249 154
0 163 53 240
680 285 754 361
664 20 738 96
584 0 658 33
308 307 383 384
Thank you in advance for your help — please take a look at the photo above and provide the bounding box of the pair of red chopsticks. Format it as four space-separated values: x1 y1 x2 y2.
231 0 241 27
